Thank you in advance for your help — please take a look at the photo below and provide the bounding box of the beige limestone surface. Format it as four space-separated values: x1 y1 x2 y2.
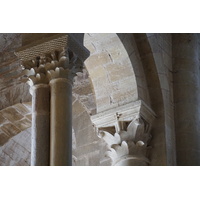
0 33 200 166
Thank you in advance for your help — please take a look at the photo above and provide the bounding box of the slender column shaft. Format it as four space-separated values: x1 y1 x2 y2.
15 34 86 166
173 33 200 165
50 78 72 166
31 84 50 166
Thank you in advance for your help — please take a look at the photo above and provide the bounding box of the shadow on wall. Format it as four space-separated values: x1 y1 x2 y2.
118 33 167 166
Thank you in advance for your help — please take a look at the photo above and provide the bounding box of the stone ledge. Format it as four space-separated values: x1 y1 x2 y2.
91 100 156 129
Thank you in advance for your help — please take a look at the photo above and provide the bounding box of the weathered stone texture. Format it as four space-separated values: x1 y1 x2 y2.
172 33 200 165
0 34 21 63
0 128 31 166
72 99 102 166
0 103 32 147
0 82 31 110
1 33 200 166
0 113 6 124
84 33 138 113
1 107 23 121
73 69 96 115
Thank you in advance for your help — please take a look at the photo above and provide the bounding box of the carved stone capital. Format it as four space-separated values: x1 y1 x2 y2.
46 48 83 84
91 100 156 166
15 34 85 87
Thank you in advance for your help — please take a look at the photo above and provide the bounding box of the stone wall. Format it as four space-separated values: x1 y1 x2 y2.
84 33 138 113
147 33 176 165
0 100 108 166
72 98 110 166
1 33 196 166
0 128 31 166
0 102 31 146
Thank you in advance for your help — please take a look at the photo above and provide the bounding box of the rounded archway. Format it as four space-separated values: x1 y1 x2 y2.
0 33 172 166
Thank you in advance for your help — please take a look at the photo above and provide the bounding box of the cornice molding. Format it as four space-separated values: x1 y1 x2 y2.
91 100 156 129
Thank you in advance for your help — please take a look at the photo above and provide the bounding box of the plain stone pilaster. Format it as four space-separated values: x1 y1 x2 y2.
31 84 50 166
50 78 72 166
173 33 200 165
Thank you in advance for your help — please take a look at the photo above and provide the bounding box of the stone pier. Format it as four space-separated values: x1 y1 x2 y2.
173 33 200 165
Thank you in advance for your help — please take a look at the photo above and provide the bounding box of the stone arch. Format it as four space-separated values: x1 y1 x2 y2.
0 33 172 166
117 33 151 106
146 34 176 165
0 128 31 166
133 33 168 165
0 98 102 166
98 33 169 165
83 33 138 113
83 33 168 165
0 102 31 146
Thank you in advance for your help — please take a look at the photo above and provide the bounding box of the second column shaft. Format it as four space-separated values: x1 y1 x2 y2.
50 78 72 166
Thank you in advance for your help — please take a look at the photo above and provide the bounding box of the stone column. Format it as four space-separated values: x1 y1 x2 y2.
15 34 89 166
173 33 200 165
22 64 50 166
49 77 72 165
47 49 83 166
91 100 155 166
31 83 50 166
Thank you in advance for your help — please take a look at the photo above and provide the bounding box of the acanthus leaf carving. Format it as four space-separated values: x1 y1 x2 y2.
91 101 156 165
99 131 121 147
106 141 129 165
20 48 83 87
95 113 153 165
